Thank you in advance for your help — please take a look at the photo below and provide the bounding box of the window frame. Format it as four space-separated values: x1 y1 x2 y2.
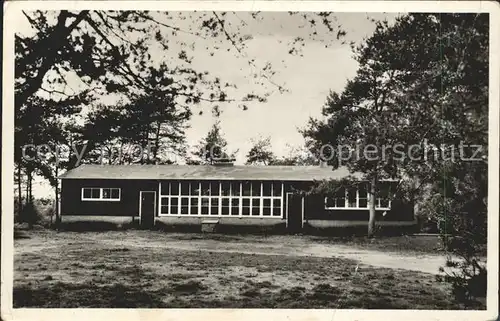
81 187 121 201
158 180 284 218
324 183 392 211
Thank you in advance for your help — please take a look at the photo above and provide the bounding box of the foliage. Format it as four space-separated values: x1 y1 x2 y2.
246 136 276 165
191 121 232 164
303 12 488 304
17 201 42 227
246 137 320 166
15 10 346 207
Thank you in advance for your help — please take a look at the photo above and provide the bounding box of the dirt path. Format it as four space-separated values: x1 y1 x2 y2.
15 230 450 275
99 232 449 275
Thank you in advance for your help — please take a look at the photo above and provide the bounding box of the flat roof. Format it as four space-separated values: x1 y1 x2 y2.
58 164 365 181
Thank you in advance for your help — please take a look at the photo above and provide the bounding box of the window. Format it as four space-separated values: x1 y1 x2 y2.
158 180 284 218
180 198 189 214
251 182 261 196
324 183 393 210
221 198 230 215
377 183 392 209
347 187 357 208
81 188 120 201
263 182 272 196
181 182 190 196
272 199 281 216
358 183 368 208
251 199 260 216
171 182 180 195
190 197 199 215
263 198 271 216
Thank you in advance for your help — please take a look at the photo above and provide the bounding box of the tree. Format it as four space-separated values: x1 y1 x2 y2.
303 13 488 239
15 10 347 206
303 12 488 304
191 121 233 165
246 136 276 165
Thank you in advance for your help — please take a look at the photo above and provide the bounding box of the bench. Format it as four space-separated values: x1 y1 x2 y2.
201 219 219 233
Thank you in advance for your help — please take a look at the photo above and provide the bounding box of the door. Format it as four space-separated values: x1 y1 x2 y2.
286 193 303 234
139 191 156 228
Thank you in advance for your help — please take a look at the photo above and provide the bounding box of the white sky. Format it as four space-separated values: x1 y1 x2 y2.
16 11 399 197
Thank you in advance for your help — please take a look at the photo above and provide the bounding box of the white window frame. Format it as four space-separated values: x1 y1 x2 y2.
324 185 391 211
158 181 284 218
81 187 121 201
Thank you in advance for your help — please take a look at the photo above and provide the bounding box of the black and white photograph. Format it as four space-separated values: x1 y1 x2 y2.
1 1 499 320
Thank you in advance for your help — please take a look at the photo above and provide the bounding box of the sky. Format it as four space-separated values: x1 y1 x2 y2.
16 11 399 197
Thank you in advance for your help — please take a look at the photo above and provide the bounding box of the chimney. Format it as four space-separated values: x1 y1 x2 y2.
212 157 236 167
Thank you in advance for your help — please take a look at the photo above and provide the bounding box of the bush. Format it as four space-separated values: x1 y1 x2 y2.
437 252 486 308
17 202 42 227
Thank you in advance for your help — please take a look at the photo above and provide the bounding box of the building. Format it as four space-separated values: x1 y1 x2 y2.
57 163 416 233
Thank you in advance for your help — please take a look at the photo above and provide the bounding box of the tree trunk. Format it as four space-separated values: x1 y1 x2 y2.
55 166 60 225
17 165 23 214
368 174 377 238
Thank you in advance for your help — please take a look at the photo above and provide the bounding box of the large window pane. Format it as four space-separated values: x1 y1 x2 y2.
111 188 120 199
251 199 260 216
171 182 179 195
181 198 189 214
358 183 368 208
262 182 272 196
190 182 200 196
263 198 271 216
160 197 169 214
325 197 335 208
231 182 241 196
191 198 199 215
272 199 281 216
231 198 239 215
221 182 231 196
251 182 261 196
181 182 190 196
347 187 357 208
102 188 111 199
83 188 91 198
160 182 170 195
91 188 100 199
201 182 210 196
242 198 250 215
201 197 209 214
242 182 251 196
221 198 230 215
211 197 219 215
335 188 345 207
170 198 178 214
272 183 282 196
210 182 220 196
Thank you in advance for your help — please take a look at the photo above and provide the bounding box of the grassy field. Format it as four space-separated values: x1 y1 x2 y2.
13 229 471 309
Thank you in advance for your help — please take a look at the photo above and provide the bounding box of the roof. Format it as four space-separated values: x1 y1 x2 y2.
58 164 365 181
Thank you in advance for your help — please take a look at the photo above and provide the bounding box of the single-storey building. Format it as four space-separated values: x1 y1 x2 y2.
57 163 416 233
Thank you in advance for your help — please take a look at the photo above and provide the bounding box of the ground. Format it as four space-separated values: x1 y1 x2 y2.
13 229 482 309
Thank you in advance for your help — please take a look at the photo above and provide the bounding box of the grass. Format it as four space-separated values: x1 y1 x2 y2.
13 229 473 309
307 234 446 255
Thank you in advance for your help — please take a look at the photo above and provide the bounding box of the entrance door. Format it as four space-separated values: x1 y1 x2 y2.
139 191 156 228
286 193 303 234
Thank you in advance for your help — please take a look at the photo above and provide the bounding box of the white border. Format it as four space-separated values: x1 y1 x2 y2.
2 1 499 321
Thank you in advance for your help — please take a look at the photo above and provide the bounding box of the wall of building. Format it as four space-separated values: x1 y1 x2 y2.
60 178 415 231
60 179 158 216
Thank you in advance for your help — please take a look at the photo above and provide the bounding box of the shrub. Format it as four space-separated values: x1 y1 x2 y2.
18 202 42 227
